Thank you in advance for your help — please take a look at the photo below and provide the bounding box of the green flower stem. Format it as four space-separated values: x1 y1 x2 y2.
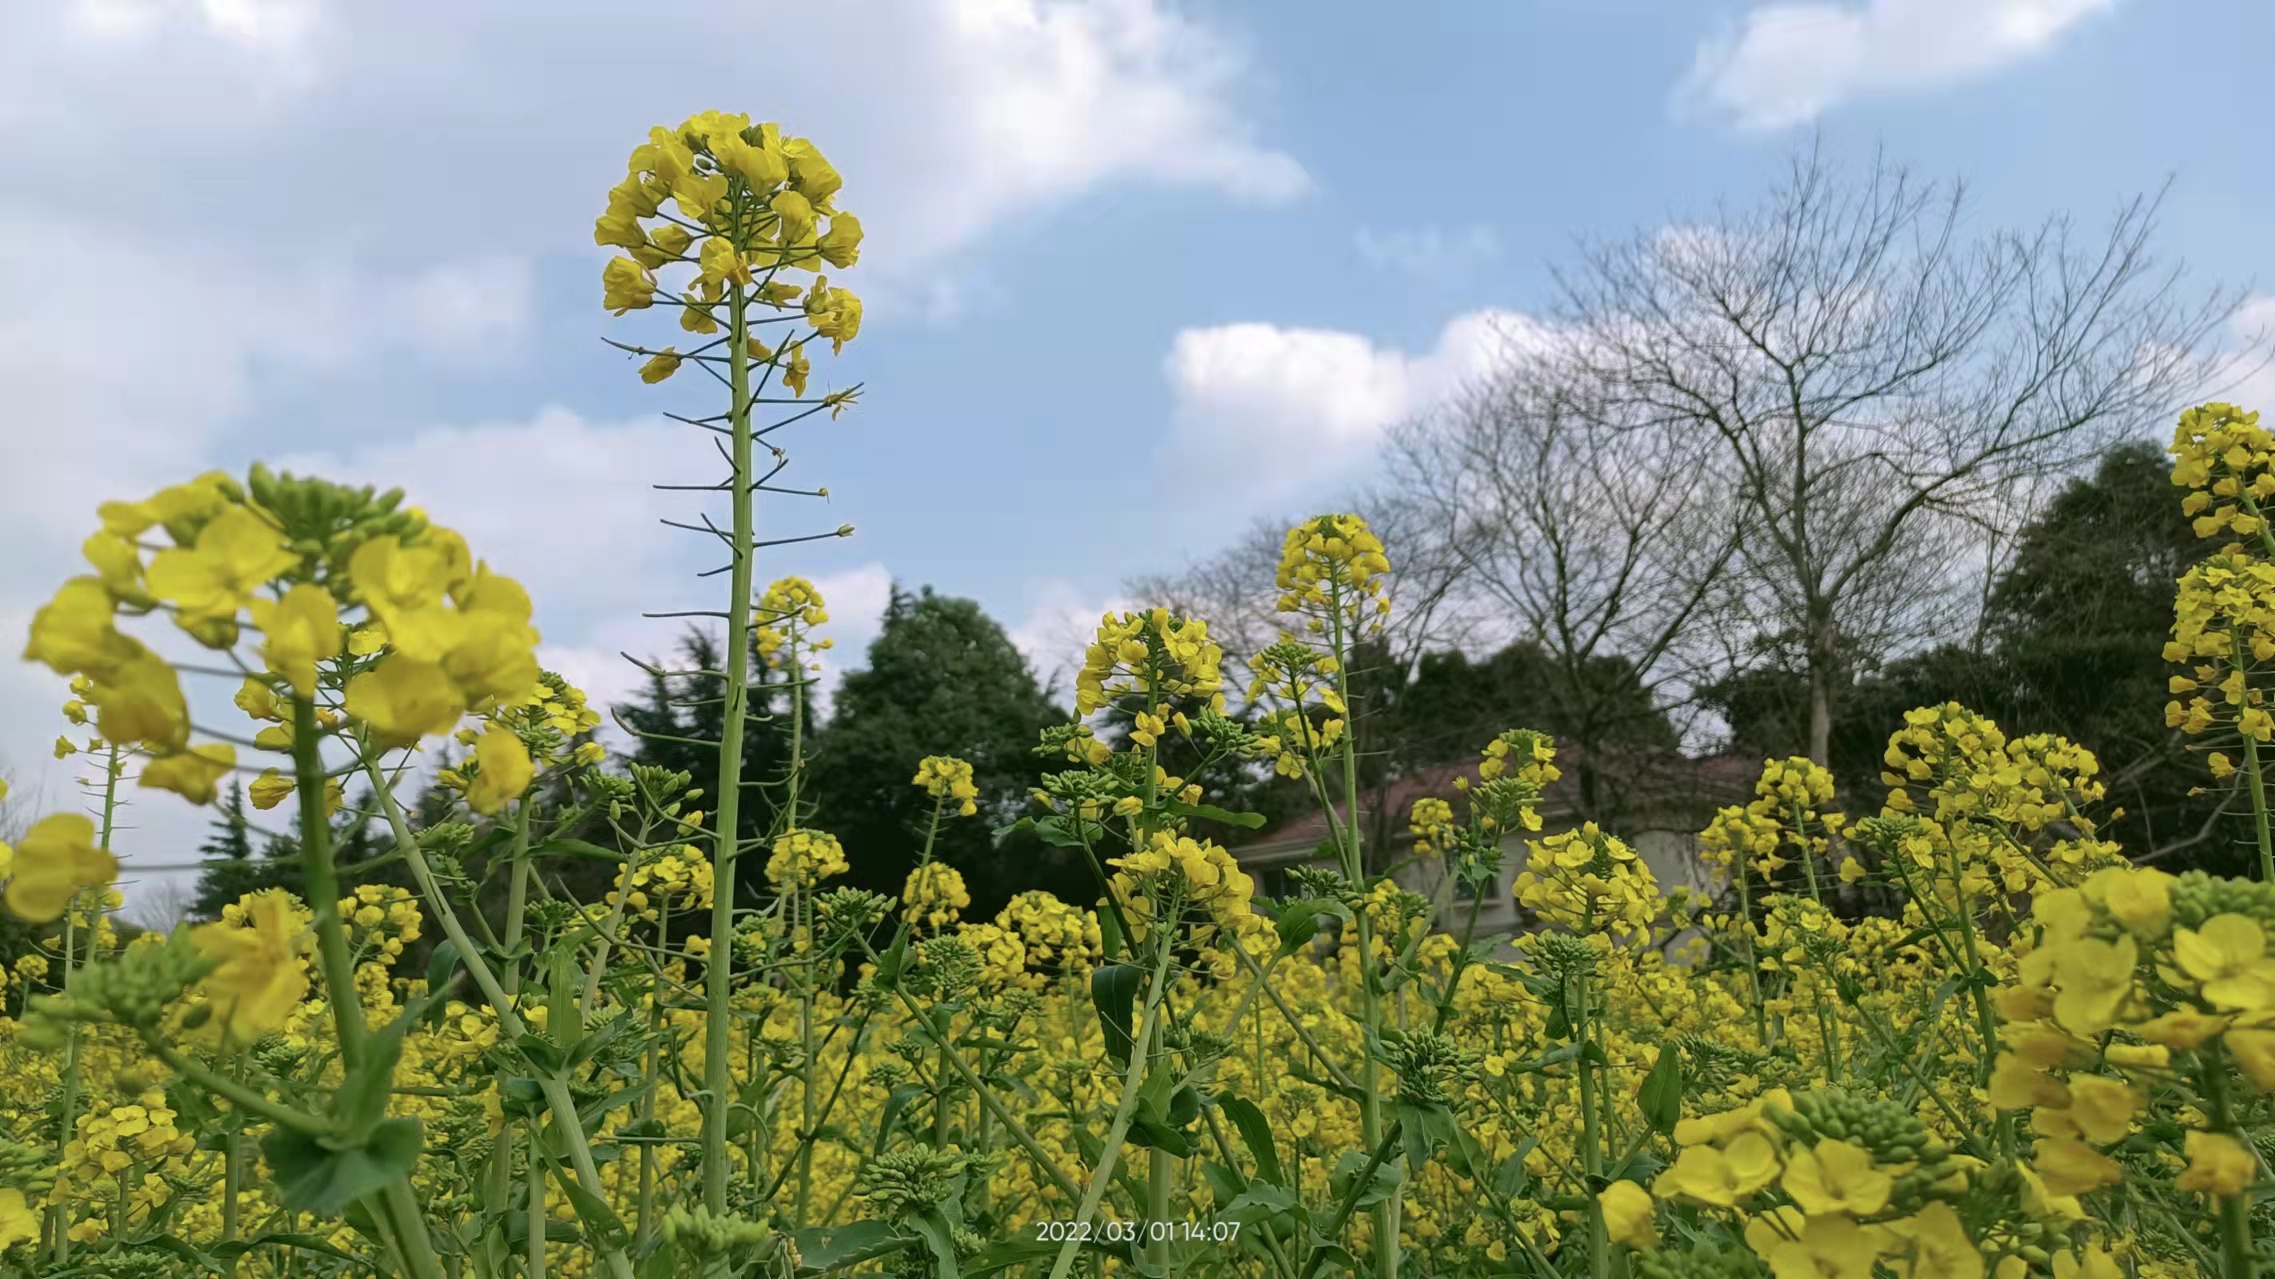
2244 726 2275 884
293 699 368 1068
1147 1146 1174 1270
526 1124 547 1279
361 757 636 1279
1230 942 1361 1094
498 799 535 1270
1570 967 1611 1279
863 941 1084 1208
787 630 819 1227
144 1038 329 1138
1328 600 1397 1279
1046 938 1176 1279
1935 834 2012 1159
222 1125 241 1246
2204 1050 2258 1279
51 744 125 1262
1139 721 1174 1275
576 816 650 1021
1294 1122 1404 1279
377 1180 446 1279
1728 854 1771 1047
1790 801 1825 905
796 894 819 1225
701 273 757 1227
761 1007 873 1204
294 703 447 1279
503 801 535 998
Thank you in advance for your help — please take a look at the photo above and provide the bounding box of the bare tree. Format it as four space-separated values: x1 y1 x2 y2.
1125 516 1290 694
0 762 41 844
1383 326 1742 820
125 874 199 935
1554 144 2247 763
1126 495 1474 862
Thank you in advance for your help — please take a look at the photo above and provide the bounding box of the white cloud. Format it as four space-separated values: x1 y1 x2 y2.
387 256 535 361
68 0 321 52
275 407 708 629
807 563 897 719
2 0 1305 273
916 0 1309 258
1159 309 1547 501
1008 581 1138 703
1354 225 1502 282
0 0 1305 905
1679 0 2120 130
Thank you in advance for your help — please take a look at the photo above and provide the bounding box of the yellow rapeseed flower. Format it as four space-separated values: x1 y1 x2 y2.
466 726 534 816
190 890 312 1044
4 813 117 923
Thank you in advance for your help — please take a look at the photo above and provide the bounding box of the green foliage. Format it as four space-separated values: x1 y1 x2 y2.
1709 440 2245 872
190 782 303 921
808 586 1085 913
616 628 807 895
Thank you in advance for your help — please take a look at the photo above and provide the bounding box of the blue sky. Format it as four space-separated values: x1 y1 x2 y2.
1 0 2270 897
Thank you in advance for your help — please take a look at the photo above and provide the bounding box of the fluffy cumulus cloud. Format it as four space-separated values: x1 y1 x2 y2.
1679 0 2121 130
1159 309 1547 501
0 0 1302 900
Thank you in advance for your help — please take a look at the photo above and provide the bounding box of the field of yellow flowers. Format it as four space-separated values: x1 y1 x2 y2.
1 109 2272 1279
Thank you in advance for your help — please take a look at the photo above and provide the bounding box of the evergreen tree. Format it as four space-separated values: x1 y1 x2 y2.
616 629 808 901
808 586 1082 915
1707 441 2243 871
190 782 297 919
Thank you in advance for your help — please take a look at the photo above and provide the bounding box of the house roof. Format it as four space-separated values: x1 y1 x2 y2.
1235 749 1758 865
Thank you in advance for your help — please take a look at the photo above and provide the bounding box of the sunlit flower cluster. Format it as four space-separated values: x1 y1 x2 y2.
1274 513 1393 634
1074 607 1226 718
912 755 980 817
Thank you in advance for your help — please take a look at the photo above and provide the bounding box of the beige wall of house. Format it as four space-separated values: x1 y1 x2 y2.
1235 807 1719 940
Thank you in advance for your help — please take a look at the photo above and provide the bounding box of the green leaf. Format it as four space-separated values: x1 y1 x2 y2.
964 1234 1064 1277
1200 1158 1247 1207
210 1231 373 1270
1163 800 1267 829
516 1031 567 1074
554 1166 632 1250
1273 899 1349 956
903 1209 961 1279
335 1017 412 1144
421 941 462 1029
636 1238 684 1279
1397 1101 1437 1173
1016 814 1098 852
1493 1143 1535 1197
1166 1084 1202 1128
795 1220 902 1274
498 1075 547 1120
874 934 910 991
1219 1094 1284 1187
261 1118 425 1214
1637 1044 1685 1137
1098 905 1125 961
1092 963 1144 1067
135 1236 224 1275
1327 1149 1403 1211
876 1084 929 1155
